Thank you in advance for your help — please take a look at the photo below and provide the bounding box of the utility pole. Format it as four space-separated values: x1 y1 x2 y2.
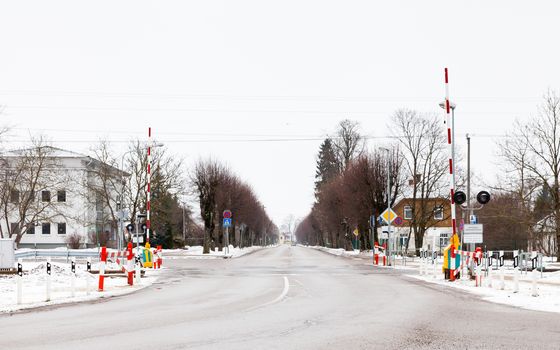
182 204 186 247
381 147 392 266
467 133 472 251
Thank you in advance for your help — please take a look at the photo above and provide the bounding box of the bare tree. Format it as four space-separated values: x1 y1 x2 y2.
190 159 227 254
500 90 560 259
79 140 123 247
124 140 185 226
332 119 364 171
393 109 449 253
0 139 70 246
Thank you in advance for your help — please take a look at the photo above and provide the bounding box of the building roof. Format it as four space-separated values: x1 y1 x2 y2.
2 146 130 177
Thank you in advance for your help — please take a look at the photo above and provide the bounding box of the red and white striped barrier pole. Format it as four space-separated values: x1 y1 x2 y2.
98 246 107 292
444 68 459 277
147 127 152 244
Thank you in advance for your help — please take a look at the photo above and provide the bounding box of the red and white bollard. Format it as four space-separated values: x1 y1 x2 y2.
157 245 163 268
98 246 107 292
127 242 134 286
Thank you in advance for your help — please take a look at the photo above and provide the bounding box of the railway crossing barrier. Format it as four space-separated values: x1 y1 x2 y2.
373 242 387 266
13 244 163 305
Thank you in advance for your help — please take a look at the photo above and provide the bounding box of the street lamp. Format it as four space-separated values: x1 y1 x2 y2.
380 147 392 266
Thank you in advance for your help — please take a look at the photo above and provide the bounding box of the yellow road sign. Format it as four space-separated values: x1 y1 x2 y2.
353 228 359 236
381 208 398 224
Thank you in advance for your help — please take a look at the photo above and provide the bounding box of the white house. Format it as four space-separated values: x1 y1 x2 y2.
531 215 558 256
0 147 127 249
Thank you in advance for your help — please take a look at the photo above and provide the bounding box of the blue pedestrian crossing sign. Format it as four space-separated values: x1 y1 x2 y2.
223 218 232 227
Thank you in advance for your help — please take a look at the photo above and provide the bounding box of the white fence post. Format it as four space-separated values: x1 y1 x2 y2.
531 269 539 297
16 258 23 305
499 267 505 290
135 256 141 285
46 257 52 302
86 257 91 295
70 257 76 298
513 265 519 293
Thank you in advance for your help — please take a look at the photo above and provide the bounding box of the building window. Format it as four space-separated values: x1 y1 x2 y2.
42 191 51 202
57 222 66 234
434 206 444 220
10 190 20 204
57 190 66 202
42 223 51 234
404 206 413 220
27 224 35 235
10 223 20 235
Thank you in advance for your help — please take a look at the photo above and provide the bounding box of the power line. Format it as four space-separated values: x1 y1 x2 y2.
0 133 512 144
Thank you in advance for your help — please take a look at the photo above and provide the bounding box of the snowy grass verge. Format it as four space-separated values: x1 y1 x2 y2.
409 270 560 313
0 260 160 314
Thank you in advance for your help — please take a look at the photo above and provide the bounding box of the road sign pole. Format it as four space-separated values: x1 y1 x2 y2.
386 151 392 266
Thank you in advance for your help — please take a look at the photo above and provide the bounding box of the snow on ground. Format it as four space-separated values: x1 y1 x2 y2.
163 245 274 259
409 268 560 313
302 244 560 313
0 259 160 314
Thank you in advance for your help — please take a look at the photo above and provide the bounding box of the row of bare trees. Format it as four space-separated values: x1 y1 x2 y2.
297 113 453 253
298 91 560 259
489 90 560 258
190 159 278 254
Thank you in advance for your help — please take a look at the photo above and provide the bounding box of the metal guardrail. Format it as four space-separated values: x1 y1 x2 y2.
15 249 100 260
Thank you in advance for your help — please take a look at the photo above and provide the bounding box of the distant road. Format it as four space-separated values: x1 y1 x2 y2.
1 245 559 349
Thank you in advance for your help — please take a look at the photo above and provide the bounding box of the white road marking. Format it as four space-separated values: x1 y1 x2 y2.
247 276 290 311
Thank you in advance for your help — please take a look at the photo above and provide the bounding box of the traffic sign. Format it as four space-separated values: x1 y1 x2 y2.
393 216 403 226
380 208 398 225
470 215 478 224
463 224 483 243
379 226 395 239
223 210 232 219
353 228 359 237
223 218 232 227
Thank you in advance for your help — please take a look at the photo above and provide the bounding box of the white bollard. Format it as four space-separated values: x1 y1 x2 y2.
531 269 539 297
432 256 437 279
135 260 141 284
86 257 91 295
499 268 505 290
487 265 493 288
46 257 52 302
513 267 519 293
70 257 76 298
476 263 482 287
16 258 23 305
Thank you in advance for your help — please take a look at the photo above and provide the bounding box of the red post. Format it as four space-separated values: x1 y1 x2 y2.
127 242 134 286
98 246 107 291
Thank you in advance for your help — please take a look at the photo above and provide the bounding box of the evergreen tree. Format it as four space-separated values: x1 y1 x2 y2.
314 138 339 196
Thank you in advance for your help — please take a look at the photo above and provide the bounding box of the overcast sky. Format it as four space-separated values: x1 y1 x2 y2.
0 1 559 226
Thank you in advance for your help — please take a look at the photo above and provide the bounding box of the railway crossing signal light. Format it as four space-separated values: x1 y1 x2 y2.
477 191 491 205
453 191 467 205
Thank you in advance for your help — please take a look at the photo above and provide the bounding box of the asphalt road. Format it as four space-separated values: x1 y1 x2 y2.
1 245 559 350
